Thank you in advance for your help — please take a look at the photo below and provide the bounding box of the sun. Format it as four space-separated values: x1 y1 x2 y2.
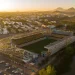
0 0 11 11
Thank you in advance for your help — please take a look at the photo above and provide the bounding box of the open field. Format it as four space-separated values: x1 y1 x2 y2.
22 38 56 54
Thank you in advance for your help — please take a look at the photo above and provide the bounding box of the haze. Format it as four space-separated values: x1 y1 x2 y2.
0 0 75 12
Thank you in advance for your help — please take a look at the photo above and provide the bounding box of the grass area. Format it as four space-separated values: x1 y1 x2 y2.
22 38 56 54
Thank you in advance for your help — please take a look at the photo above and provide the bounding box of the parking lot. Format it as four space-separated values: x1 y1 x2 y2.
0 54 24 75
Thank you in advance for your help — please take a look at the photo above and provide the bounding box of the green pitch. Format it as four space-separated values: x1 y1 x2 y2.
22 38 56 54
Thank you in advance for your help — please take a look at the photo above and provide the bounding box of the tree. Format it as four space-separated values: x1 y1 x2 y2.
39 65 56 75
46 65 56 75
65 46 74 56
39 69 47 75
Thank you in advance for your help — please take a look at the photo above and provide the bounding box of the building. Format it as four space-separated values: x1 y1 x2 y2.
44 36 75 55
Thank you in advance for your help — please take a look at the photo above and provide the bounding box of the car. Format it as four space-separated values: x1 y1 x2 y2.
21 73 24 75
8 67 11 69
12 65 16 68
5 63 9 66
14 71 19 73
12 70 15 73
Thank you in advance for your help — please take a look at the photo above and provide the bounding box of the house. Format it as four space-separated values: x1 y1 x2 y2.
3 28 9 34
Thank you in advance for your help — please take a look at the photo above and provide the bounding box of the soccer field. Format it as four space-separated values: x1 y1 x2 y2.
22 38 56 54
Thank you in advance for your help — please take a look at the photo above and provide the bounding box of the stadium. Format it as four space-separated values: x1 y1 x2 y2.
10 29 75 63
11 31 56 62
12 31 55 53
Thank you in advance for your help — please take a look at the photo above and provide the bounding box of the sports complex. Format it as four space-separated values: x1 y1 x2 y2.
12 31 56 54
10 30 75 63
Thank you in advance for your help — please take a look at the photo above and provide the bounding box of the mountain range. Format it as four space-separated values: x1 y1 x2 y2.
55 7 75 12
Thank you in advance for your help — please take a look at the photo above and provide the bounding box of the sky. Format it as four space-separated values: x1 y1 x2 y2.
0 0 75 11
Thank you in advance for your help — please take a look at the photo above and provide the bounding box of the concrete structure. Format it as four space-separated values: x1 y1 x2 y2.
52 29 74 36
23 49 38 63
44 36 75 55
18 37 46 47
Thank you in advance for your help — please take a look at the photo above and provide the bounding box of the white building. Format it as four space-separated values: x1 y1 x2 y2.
44 36 75 55
3 28 9 34
53 29 74 36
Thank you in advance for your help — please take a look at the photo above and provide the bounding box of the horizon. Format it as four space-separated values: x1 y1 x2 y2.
0 7 75 12
0 0 75 12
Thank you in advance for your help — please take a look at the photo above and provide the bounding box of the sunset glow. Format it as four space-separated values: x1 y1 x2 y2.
0 0 11 11
0 0 75 12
